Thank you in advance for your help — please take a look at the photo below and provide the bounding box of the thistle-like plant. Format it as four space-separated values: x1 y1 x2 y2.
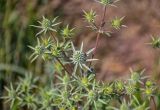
30 16 61 36
61 25 75 39
125 82 137 96
2 83 21 108
129 68 147 84
70 42 98 74
96 0 119 7
148 35 160 48
114 80 125 93
2 0 160 110
111 17 125 29
19 93 37 109
28 38 49 62
83 9 97 23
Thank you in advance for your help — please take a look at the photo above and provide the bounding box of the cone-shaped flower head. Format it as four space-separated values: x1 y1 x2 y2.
70 42 98 74
31 16 61 36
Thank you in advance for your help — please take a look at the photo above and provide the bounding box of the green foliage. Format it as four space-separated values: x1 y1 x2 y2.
2 70 159 110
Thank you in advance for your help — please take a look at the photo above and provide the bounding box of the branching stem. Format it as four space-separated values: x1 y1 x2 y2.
55 57 70 75
90 5 107 67
49 32 72 74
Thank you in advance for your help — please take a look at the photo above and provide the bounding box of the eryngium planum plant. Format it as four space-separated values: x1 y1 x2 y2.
2 0 160 110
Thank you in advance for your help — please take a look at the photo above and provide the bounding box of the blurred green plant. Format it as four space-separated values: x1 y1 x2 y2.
2 69 159 110
0 0 56 109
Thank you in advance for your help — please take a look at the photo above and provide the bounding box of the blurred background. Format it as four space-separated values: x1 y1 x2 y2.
1 0 160 99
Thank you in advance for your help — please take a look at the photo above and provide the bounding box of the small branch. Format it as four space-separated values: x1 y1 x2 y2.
89 5 107 67
62 51 73 72
49 32 73 73
55 57 70 75
93 5 107 54
49 31 57 42
50 32 70 74
151 96 157 110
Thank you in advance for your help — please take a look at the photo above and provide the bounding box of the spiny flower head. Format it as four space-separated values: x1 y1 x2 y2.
148 35 160 48
99 0 113 5
88 90 96 99
129 69 147 84
145 80 155 88
114 80 124 92
72 51 86 64
96 0 119 6
70 42 98 74
41 37 53 48
81 77 89 86
51 44 63 57
28 38 48 62
131 72 141 82
71 94 82 102
143 81 157 98
83 9 97 23
19 73 37 93
50 40 70 57
142 86 156 99
31 16 61 36
111 17 125 29
42 17 52 28
3 83 21 108
145 88 153 96
103 85 113 95
61 25 75 38
125 82 136 96
20 94 37 109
